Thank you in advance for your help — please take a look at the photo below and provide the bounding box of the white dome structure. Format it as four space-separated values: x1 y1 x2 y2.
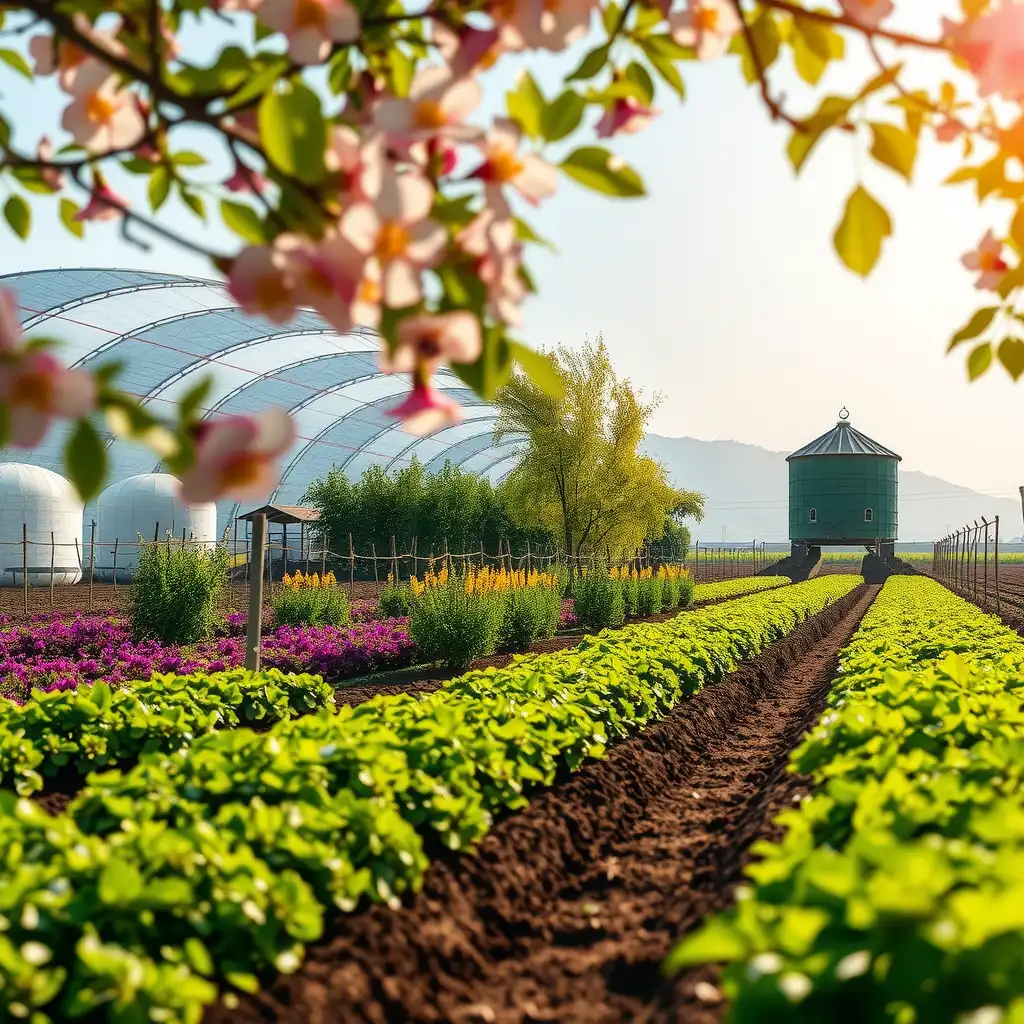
94 474 218 583
0 464 83 587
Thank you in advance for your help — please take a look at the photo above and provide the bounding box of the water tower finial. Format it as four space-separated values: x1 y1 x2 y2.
838 406 850 421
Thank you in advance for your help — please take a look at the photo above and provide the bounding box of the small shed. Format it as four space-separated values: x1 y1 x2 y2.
235 504 322 578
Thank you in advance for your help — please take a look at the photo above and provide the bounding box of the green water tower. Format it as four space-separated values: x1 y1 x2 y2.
787 408 900 557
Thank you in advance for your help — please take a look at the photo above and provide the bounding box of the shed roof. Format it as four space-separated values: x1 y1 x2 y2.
787 415 901 461
235 504 321 524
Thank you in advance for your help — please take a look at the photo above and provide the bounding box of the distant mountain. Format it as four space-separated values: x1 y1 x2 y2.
641 434 1022 545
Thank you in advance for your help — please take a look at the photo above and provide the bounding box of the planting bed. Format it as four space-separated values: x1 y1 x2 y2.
205 582 874 1024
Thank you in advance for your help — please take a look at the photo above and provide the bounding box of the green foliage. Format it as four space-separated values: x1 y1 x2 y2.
303 459 548 568
833 185 893 277
666 577 1024 1021
408 574 502 671
0 577 860 1022
127 539 228 644
495 336 703 561
691 576 790 604
497 584 562 651
271 585 350 628
378 580 412 618
571 563 626 631
0 669 336 795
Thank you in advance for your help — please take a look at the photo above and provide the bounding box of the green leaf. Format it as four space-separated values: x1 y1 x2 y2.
560 147 646 198
220 199 267 244
59 198 84 238
506 72 545 140
388 48 415 98
793 16 844 60
224 55 290 109
601 2 621 35
664 918 749 971
3 195 30 240
258 83 328 185
178 378 213 422
515 217 557 252
997 337 1024 380
509 341 564 398
791 30 828 85
787 95 852 173
625 62 655 105
541 91 586 143
738 9 783 85
967 341 993 380
568 43 611 82
327 50 352 94
148 166 171 212
172 150 206 167
0 48 32 79
833 185 892 278
65 420 108 503
947 306 998 351
450 327 514 399
644 50 685 98
181 189 206 221
869 123 918 182
640 33 694 60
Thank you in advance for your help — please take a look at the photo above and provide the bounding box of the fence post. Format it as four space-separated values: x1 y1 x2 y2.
995 515 1001 614
372 542 379 584
89 521 96 611
412 536 418 579
348 532 355 593
391 535 398 581
480 540 485 570
22 523 28 614
112 539 119 594
526 539 532 574
50 531 55 608
244 513 267 671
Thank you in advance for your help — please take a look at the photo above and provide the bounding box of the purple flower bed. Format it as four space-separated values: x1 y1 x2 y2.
560 598 578 628
0 612 413 700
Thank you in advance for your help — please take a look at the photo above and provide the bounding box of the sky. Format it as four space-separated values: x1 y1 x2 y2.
0 2 1020 503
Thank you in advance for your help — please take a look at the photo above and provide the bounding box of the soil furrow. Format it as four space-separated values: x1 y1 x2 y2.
209 583 877 1024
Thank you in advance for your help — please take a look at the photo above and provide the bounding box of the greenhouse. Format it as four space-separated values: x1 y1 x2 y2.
0 268 525 542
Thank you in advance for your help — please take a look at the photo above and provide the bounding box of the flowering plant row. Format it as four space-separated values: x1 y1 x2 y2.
0 575 861 1022
691 576 789 603
667 577 1024 1021
1 2 1023 501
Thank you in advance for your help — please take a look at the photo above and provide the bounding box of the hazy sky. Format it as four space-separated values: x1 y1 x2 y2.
1 2 1019 502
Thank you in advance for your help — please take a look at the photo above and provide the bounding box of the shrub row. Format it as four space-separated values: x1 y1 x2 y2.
692 576 789 604
0 576 862 1023
0 669 335 796
667 577 1024 1023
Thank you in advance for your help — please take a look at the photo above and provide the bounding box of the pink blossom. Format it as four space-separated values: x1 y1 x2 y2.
255 0 360 64
0 290 22 354
434 22 510 76
962 229 1009 291
669 0 741 60
458 208 525 325
387 379 462 435
935 118 962 143
943 8 1024 101
61 65 145 153
340 170 446 308
36 137 65 191
224 162 266 193
491 0 597 52
596 96 659 138
380 312 482 375
374 66 482 145
0 351 97 448
180 409 297 504
839 0 894 29
75 177 128 222
325 126 384 203
468 117 557 207
226 245 297 323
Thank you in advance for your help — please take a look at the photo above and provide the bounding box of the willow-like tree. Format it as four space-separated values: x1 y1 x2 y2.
495 337 703 561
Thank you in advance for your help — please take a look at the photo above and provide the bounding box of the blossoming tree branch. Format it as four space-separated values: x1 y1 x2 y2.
0 0 1018 505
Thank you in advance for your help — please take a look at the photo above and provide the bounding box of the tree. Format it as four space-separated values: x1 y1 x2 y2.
2 2 1023 504
495 337 703 561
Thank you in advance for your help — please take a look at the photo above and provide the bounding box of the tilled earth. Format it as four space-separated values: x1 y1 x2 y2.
208 584 878 1024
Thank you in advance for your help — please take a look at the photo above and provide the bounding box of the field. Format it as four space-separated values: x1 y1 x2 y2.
2 561 1024 1023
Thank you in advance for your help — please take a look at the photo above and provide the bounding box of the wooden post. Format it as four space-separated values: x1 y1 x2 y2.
443 536 449 573
348 532 355 592
321 535 327 578
112 539 119 594
89 521 96 610
153 522 160 543
22 523 28 614
50 531 55 608
526 538 532 574
244 513 267 671
391 535 398 581
372 542 379 584
480 540 485 570
233 519 239 574
982 517 990 607
995 515 1001 614
412 535 418 579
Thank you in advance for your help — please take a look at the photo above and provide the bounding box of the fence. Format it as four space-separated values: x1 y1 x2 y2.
931 516 1001 613
0 524 769 619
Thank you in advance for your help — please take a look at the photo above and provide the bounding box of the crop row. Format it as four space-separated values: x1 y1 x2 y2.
692 577 789 603
0 576 861 1023
667 577 1024 1022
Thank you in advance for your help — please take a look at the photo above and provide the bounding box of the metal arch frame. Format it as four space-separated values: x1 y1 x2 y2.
10 273 219 331
423 427 517 474
477 442 527 481
384 410 500 472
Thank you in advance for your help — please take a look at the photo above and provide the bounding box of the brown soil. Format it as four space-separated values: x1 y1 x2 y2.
205 583 878 1024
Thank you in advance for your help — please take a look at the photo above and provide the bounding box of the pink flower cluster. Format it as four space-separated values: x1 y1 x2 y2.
0 612 414 701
